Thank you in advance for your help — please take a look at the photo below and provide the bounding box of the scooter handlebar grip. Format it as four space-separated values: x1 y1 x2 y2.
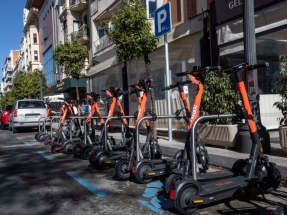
161 86 171 91
175 72 189 77
247 62 269 70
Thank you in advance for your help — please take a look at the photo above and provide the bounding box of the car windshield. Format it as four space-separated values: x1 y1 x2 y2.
6 105 12 111
18 101 45 109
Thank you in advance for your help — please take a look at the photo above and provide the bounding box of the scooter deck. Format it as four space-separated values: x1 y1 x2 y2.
111 145 128 151
199 176 247 197
197 170 234 183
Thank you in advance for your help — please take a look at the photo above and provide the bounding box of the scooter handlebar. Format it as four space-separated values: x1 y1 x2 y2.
175 66 221 76
161 80 192 91
247 62 269 70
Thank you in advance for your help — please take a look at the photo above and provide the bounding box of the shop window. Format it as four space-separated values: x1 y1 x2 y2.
142 0 157 18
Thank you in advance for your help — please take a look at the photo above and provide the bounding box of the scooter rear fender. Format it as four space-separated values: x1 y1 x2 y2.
173 178 203 200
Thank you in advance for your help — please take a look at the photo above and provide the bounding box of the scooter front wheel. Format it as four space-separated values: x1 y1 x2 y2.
51 144 61 154
115 159 130 180
174 184 198 215
135 163 152 184
165 174 182 196
89 150 98 166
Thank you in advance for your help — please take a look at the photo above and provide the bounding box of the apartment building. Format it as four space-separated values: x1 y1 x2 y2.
2 50 20 93
48 0 89 99
24 2 44 72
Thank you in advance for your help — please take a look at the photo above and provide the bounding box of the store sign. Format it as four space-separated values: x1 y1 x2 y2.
56 81 65 91
215 0 279 23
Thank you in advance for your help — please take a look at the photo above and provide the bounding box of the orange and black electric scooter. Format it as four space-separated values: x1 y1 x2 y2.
130 66 221 184
35 102 52 141
170 62 281 215
114 78 163 179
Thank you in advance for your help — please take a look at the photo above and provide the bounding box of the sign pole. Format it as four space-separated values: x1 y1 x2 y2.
164 34 172 141
154 2 173 141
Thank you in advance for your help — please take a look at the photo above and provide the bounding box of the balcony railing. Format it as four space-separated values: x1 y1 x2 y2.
93 35 114 55
90 0 98 16
65 28 90 43
5 63 12 71
69 0 87 11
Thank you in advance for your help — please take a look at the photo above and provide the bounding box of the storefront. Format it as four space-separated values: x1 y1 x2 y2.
211 0 286 128
51 77 88 99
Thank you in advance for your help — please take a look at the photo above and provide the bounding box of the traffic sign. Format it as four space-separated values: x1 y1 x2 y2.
154 2 172 37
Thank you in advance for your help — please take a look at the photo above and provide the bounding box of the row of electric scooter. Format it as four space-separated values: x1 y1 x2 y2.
35 62 281 215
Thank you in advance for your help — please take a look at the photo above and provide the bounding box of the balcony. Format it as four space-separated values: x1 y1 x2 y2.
65 28 90 44
69 0 87 12
6 72 13 78
24 7 38 31
5 63 12 71
59 3 67 18
90 0 98 16
93 35 114 56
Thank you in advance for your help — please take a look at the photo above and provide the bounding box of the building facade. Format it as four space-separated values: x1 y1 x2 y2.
2 50 20 93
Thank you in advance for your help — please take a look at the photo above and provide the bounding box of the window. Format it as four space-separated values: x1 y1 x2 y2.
166 0 182 26
33 34 37 44
34 51 38 61
43 46 55 85
18 101 45 109
63 21 68 41
43 26 47 41
142 0 157 18
97 25 106 38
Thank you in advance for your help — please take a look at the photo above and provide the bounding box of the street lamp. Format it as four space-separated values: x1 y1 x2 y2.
37 63 43 100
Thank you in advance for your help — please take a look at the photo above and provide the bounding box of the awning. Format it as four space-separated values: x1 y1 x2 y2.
51 78 88 93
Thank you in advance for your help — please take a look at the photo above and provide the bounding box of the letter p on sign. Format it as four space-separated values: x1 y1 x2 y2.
154 2 172 38
157 10 167 33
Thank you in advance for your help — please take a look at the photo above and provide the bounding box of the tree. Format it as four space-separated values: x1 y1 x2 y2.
102 0 158 135
0 91 16 109
53 40 87 100
12 71 48 99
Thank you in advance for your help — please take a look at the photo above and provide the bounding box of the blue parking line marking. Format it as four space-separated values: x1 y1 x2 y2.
24 142 33 147
143 188 159 198
30 139 38 142
138 200 163 213
146 181 164 188
16 136 22 140
66 171 107 197
37 151 53 160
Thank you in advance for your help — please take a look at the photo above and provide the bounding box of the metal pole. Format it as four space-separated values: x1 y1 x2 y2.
40 72 43 100
243 0 270 153
164 34 172 141
243 0 257 92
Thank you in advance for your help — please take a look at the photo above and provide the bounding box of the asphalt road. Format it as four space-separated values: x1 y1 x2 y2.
0 129 287 215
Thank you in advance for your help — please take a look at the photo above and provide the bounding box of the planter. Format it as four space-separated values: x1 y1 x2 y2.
279 126 287 154
197 124 241 149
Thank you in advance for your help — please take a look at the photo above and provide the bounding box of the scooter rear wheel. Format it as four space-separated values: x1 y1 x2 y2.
174 184 198 215
44 135 52 145
63 142 74 154
115 159 130 180
165 174 182 195
82 147 93 160
35 132 43 141
135 163 152 184
96 154 110 170
73 143 82 157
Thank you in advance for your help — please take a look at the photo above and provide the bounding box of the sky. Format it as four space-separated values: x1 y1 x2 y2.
0 0 26 81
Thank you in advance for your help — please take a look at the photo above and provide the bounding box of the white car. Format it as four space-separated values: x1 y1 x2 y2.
9 99 50 133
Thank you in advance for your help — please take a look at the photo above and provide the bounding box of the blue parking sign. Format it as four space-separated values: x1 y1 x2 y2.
154 3 172 37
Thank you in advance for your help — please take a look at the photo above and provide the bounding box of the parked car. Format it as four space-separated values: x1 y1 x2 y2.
9 99 50 133
0 104 13 130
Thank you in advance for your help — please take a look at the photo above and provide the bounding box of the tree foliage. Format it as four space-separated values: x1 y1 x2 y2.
102 0 157 62
201 71 240 125
102 0 158 135
53 40 87 99
12 71 48 99
274 55 287 125
0 71 47 109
